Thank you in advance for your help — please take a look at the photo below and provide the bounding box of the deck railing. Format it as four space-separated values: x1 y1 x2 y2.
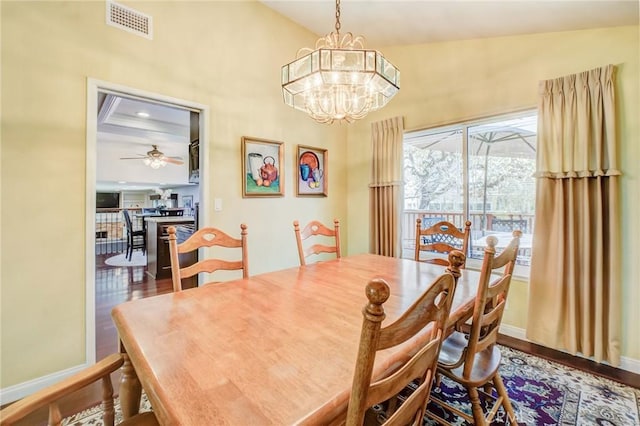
402 210 534 265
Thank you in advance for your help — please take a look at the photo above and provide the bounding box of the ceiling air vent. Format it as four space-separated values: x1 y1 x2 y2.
106 1 153 40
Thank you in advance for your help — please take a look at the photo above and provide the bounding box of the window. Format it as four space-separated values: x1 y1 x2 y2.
403 110 537 277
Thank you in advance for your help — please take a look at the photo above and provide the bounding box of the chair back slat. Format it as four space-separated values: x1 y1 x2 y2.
304 243 338 258
168 224 248 292
490 234 521 271
178 259 245 279
377 275 455 349
294 219 341 266
367 338 441 426
178 227 244 252
415 219 471 268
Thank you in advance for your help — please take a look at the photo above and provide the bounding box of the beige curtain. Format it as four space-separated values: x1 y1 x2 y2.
370 117 404 257
526 64 621 365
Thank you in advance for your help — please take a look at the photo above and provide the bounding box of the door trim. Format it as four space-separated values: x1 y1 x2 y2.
85 78 209 364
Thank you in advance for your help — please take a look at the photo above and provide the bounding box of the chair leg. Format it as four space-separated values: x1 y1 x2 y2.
493 373 517 424
467 386 487 425
127 236 132 261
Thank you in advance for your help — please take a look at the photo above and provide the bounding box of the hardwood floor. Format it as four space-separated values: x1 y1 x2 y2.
3 255 639 424
94 255 173 361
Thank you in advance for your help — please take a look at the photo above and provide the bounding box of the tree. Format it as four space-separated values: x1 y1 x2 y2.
405 146 536 215
404 146 462 210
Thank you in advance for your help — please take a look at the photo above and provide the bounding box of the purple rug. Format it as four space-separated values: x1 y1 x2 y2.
424 345 640 425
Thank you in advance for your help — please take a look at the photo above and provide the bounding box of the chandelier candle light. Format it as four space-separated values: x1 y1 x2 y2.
281 0 400 124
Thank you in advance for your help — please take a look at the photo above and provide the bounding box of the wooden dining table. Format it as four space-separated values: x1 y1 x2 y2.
111 253 481 425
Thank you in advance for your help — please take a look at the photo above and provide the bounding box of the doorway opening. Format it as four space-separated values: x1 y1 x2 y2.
86 79 209 363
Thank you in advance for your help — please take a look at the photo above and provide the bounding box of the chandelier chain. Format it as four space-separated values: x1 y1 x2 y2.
335 0 341 35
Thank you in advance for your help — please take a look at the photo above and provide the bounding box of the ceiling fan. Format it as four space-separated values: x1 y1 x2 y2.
120 144 184 169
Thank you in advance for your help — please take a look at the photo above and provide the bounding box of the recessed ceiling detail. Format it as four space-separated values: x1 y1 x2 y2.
98 94 190 144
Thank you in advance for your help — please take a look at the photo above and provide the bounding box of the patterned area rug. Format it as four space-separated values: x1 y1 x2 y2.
62 346 639 425
422 346 640 425
62 395 152 426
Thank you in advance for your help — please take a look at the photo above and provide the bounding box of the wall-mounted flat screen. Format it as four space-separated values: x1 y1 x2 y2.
96 192 120 209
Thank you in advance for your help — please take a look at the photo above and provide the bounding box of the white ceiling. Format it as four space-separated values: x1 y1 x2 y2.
96 94 193 192
260 0 638 47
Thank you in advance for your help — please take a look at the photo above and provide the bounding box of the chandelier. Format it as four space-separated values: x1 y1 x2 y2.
280 0 400 124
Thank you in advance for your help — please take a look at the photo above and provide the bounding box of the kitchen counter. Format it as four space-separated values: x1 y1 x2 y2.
146 217 197 288
145 216 195 224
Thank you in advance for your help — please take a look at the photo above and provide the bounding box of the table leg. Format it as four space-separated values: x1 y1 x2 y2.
119 345 141 418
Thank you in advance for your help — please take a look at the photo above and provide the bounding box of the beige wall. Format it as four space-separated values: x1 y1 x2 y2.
1 1 638 391
346 26 640 360
0 1 347 388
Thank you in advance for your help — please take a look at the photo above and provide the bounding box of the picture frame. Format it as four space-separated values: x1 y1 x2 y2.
296 145 328 197
182 195 193 209
241 136 285 197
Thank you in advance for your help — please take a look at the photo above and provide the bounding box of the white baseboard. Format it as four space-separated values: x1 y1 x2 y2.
499 325 640 375
0 362 89 405
499 324 528 341
619 355 640 375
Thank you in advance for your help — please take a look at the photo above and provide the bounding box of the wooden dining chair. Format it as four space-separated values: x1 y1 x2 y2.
414 219 471 268
345 252 466 426
293 219 341 266
0 353 158 426
167 224 248 292
425 231 521 425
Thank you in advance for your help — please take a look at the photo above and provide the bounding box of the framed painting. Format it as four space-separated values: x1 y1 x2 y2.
241 136 284 197
296 145 328 197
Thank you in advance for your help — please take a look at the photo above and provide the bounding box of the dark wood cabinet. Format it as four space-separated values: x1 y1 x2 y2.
146 218 197 289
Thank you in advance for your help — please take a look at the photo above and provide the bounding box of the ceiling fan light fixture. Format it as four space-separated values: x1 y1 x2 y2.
280 0 400 124
146 158 167 169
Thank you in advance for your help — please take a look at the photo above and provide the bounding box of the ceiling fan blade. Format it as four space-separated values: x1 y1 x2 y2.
164 157 184 165
119 146 184 165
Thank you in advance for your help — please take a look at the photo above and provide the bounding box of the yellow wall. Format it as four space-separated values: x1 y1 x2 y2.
1 1 638 391
347 26 640 360
0 1 347 388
